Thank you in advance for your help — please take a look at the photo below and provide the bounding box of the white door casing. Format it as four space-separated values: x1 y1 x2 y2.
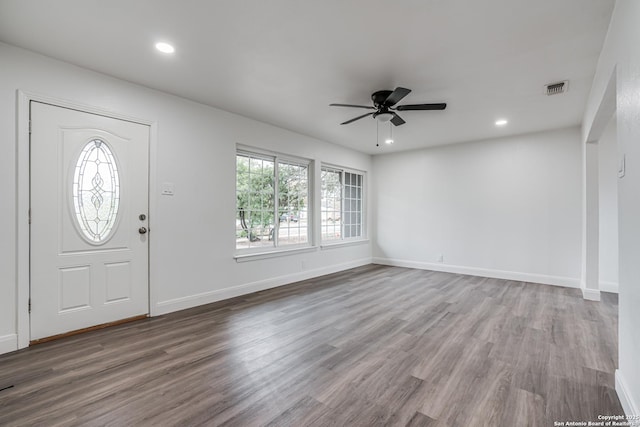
30 102 150 340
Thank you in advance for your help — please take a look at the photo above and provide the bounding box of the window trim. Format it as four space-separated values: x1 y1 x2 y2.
320 163 366 243
236 145 314 255
234 245 318 262
320 238 370 250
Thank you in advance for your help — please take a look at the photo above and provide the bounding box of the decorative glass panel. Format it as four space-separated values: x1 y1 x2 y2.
72 139 120 243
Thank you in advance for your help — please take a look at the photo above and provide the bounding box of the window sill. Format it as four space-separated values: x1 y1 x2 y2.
320 239 370 250
234 245 318 262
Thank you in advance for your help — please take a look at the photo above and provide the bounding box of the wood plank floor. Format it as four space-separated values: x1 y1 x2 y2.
0 265 623 426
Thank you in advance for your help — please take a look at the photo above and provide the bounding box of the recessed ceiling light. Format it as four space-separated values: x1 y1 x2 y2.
495 119 508 126
385 139 394 144
155 42 175 54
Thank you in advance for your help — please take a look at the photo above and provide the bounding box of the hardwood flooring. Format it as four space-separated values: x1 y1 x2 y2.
0 265 623 426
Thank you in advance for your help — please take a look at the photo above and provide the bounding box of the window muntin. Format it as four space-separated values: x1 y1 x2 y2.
236 153 275 250
72 139 120 243
343 172 363 239
277 161 309 246
236 150 310 251
321 168 342 240
321 166 364 242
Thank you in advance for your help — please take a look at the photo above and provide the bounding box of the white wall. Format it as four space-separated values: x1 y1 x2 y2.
582 0 640 416
598 116 618 292
0 43 372 353
372 127 583 287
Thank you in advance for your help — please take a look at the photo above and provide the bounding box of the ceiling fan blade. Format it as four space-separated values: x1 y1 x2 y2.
384 87 412 106
396 103 447 111
391 113 406 126
330 103 375 109
341 112 373 125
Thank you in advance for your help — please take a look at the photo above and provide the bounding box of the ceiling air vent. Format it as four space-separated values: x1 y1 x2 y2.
545 80 568 96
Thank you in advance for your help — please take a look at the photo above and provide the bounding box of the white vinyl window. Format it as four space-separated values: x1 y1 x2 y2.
321 166 364 242
236 149 310 252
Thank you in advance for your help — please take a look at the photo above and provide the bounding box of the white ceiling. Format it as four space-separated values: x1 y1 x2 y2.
0 0 614 154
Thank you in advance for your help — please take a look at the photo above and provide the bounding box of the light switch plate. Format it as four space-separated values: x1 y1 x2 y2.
161 182 175 195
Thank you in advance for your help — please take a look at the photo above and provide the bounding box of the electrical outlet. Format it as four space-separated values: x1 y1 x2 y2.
301 260 306 270
437 254 444 263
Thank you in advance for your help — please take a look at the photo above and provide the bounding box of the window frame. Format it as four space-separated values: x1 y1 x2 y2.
235 146 313 256
320 164 366 245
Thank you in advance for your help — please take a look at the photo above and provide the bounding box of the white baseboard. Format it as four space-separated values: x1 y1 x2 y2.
371 257 581 288
616 369 639 417
581 287 601 301
155 257 372 315
600 281 619 293
0 334 18 356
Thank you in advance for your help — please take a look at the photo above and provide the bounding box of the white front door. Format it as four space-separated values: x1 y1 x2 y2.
30 102 150 341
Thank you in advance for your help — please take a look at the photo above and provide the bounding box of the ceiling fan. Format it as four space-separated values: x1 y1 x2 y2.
330 87 446 126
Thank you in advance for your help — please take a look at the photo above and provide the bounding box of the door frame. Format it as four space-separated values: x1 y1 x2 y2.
16 90 158 349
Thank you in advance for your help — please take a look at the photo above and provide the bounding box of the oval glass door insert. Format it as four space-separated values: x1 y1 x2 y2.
72 139 120 243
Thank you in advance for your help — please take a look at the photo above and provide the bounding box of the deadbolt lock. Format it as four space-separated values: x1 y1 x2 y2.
139 214 146 221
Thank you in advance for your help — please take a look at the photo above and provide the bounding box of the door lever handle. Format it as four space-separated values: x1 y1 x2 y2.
138 227 148 235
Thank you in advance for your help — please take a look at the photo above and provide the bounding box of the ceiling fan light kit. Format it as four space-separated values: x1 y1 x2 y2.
375 112 393 122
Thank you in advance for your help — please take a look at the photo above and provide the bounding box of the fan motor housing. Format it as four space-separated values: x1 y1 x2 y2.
372 90 393 107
